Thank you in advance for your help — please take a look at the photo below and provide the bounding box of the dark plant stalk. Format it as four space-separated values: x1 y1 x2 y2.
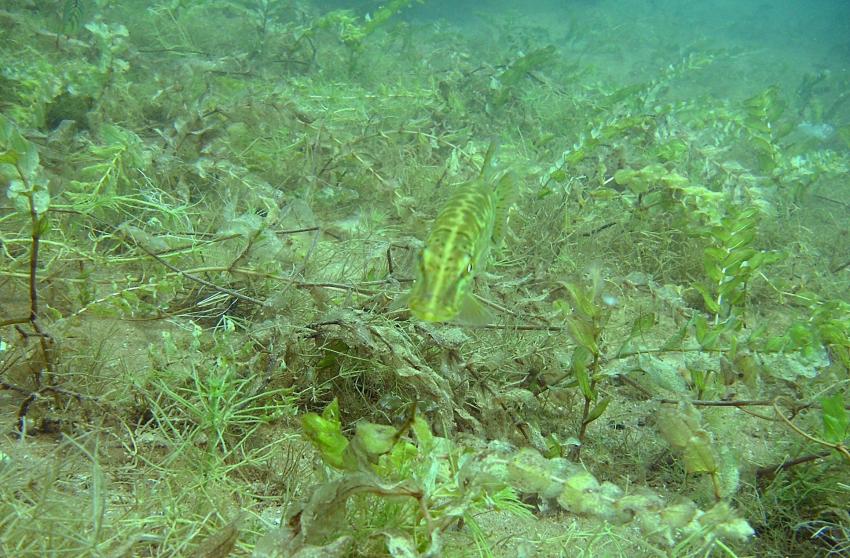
774 398 850 463
570 352 601 461
118 229 265 306
571 385 595 460
16 162 54 385
755 451 831 482
27 182 40 323
831 259 850 274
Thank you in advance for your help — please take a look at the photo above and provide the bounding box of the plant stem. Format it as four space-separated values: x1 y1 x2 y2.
16 162 54 384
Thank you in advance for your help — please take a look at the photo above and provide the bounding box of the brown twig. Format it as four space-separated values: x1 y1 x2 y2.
119 231 266 306
657 398 794 408
0 316 30 327
616 374 654 398
227 223 266 273
755 451 832 482
812 193 850 210
464 322 567 332
0 160 67 432
275 226 321 235
386 245 395 276
580 221 617 237
831 259 850 274
773 397 850 463
13 162 56 387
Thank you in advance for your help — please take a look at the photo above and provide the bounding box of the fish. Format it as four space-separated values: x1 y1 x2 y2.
407 143 516 324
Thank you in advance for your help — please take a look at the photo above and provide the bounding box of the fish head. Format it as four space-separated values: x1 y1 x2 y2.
408 245 475 322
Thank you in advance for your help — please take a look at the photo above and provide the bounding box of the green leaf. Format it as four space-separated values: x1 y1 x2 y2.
716 446 740 498
0 148 20 167
302 399 352 470
33 186 51 214
587 187 618 200
788 323 814 349
700 502 755 540
703 246 727 264
693 284 720 314
20 142 39 177
385 440 418 474
613 164 667 195
683 431 718 474
692 314 722 349
323 397 342 422
763 335 787 353
584 397 610 425
411 414 433 453
556 470 602 514
821 393 848 444
734 352 763 390
562 281 597 319
694 314 708 343
722 247 757 270
660 500 699 529
703 260 723 283
629 312 656 338
747 250 777 272
568 318 599 355
355 422 398 457
625 178 651 195
660 321 690 351
565 146 587 165
572 346 595 401
729 228 755 249
657 410 694 449
507 447 564 495
6 178 26 195
35 214 51 236
717 274 747 300
548 169 567 182
0 117 38 177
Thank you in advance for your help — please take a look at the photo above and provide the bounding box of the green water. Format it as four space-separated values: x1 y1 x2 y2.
0 1 848 556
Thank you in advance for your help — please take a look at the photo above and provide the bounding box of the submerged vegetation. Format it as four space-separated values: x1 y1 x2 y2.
0 0 848 556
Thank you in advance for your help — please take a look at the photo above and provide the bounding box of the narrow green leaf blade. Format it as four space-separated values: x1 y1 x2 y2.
822 394 848 444
584 397 611 425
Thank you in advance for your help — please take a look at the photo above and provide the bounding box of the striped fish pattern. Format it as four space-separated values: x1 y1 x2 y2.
408 151 515 324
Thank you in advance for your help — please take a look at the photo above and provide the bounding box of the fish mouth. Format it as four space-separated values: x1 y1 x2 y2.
409 299 457 322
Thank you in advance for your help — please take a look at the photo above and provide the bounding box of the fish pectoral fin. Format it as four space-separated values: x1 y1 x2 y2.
456 294 496 325
478 270 499 281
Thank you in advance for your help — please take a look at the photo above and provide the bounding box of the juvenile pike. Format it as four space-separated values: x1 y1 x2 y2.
408 145 516 324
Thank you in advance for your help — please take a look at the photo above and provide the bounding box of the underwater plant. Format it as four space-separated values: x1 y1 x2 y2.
0 1 848 556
